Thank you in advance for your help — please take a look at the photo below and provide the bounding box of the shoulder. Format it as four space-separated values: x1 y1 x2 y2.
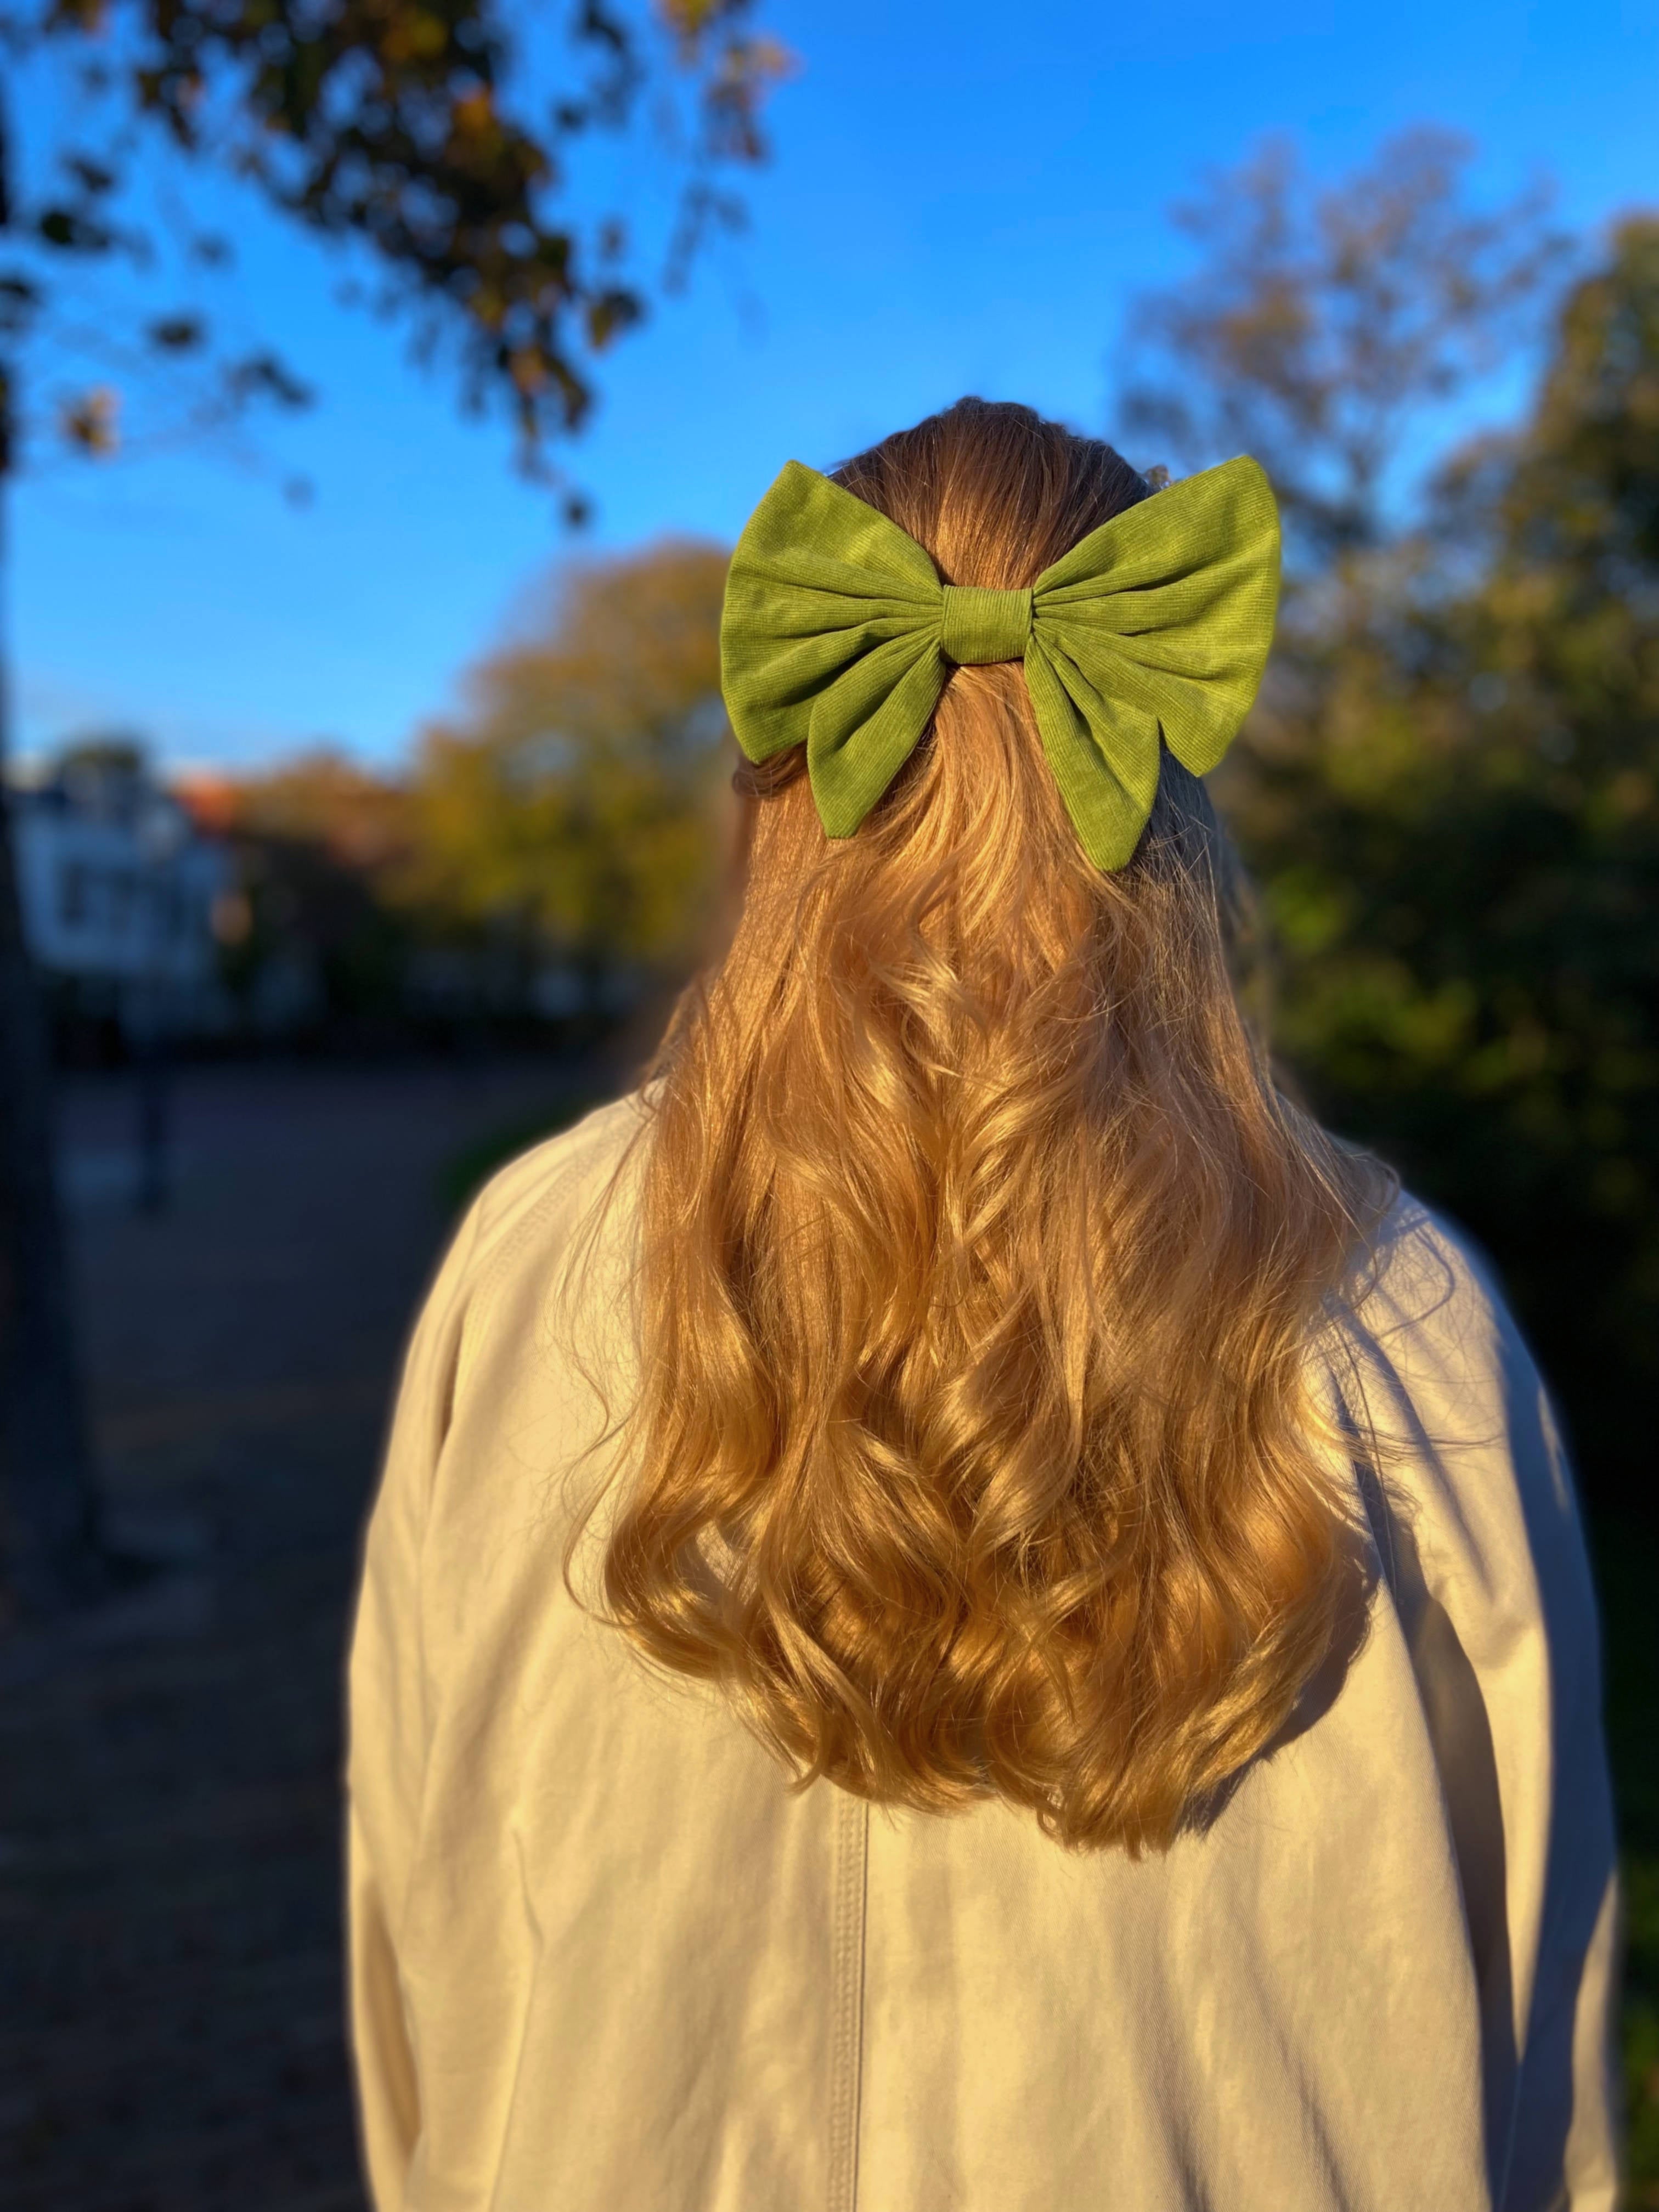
1351 1190 1528 1432
385 1091 648 1480
1339 1185 1562 1494
1336 1189 1596 1659
448 1088 648 1301
1348 1193 1581 1515
464 1084 654 1265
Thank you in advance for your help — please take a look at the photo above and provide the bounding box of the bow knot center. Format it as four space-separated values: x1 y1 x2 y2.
939 584 1032 668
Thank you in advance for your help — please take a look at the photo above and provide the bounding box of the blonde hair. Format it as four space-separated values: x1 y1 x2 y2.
599 398 1386 1852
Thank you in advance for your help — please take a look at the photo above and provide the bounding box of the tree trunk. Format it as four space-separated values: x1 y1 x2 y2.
0 818 105 1617
0 495 104 1622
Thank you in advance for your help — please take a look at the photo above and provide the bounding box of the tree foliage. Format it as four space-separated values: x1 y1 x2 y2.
1120 128 1567 559
1214 217 1659 1510
0 0 787 490
196 751 416 1027
400 537 732 970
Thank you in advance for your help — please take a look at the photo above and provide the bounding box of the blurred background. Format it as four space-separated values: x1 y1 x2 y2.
0 2 1654 2204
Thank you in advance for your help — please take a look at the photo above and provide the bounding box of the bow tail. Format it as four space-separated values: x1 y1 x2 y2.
1023 644 1164 872
806 638 950 839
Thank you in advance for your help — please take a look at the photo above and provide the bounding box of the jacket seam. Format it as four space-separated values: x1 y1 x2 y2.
826 1792 869 2212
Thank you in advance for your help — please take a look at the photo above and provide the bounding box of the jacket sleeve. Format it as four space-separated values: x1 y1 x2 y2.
1493 1371 1622 2212
1358 1213 1622 2212
346 1199 482 2212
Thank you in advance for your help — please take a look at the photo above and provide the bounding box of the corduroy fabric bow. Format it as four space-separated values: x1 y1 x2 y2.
719 453 1281 870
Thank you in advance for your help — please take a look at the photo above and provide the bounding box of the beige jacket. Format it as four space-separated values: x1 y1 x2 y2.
347 1096 1621 2212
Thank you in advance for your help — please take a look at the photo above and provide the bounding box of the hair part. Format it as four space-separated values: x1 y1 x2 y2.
597 397 1387 1852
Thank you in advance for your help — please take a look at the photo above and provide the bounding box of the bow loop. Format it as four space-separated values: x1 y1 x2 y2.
720 453 1280 871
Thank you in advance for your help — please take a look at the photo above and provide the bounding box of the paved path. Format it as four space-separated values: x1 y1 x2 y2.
1 1058 604 2212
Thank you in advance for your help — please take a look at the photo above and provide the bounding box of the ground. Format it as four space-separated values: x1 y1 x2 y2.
0 1057 599 2212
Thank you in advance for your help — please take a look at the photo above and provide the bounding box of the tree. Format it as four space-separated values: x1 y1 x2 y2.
0 1 785 1615
1234 239 1658 1486
1123 149 1657 1519
400 537 731 992
1119 127 1567 561
201 750 419 1035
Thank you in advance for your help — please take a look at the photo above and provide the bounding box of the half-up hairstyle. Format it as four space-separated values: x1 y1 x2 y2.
597 397 1387 1852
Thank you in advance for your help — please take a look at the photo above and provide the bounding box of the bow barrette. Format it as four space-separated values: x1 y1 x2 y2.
719 453 1280 871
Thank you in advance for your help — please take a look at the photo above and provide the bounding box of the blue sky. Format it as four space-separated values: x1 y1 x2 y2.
11 0 1659 774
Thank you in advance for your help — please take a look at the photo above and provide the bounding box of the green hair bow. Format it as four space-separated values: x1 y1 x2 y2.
719 453 1280 871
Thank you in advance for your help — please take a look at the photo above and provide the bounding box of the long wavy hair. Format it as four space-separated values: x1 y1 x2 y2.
597 398 1387 1852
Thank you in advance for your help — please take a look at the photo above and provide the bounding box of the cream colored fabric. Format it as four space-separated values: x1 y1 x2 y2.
347 1095 1622 2212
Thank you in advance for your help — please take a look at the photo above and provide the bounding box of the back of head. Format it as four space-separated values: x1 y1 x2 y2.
603 397 1383 1852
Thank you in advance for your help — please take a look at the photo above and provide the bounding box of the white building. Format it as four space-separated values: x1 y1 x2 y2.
10 747 235 1039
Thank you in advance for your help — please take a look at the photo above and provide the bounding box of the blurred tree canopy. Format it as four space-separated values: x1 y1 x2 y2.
198 752 416 1031
1251 221 1658 1516
1125 145 1657 1519
0 0 788 488
1120 127 1568 561
182 545 733 1035
399 538 732 978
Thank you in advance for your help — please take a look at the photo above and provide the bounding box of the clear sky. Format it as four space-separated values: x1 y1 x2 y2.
10 0 1658 774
